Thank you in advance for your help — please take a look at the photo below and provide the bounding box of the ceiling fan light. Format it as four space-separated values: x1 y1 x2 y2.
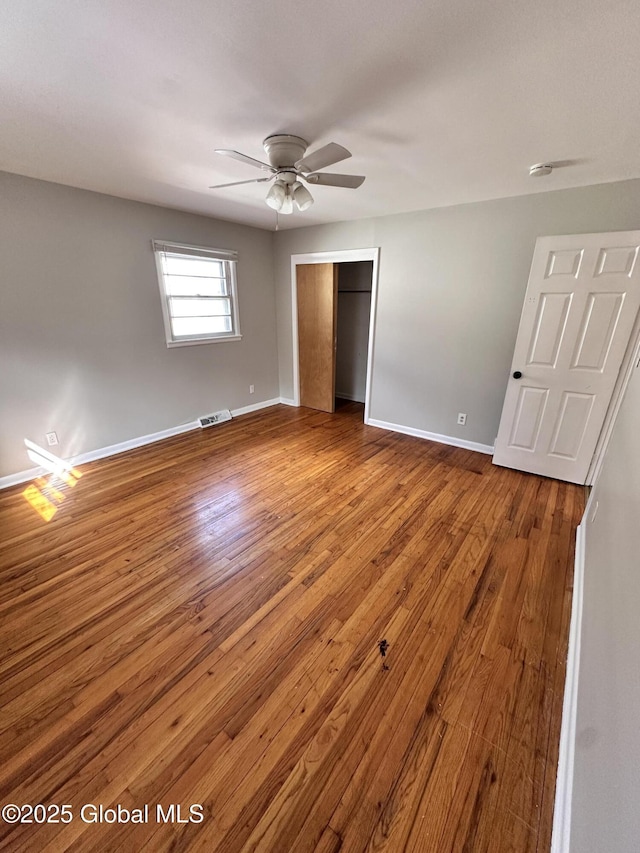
292 181 314 211
279 189 294 215
265 180 286 210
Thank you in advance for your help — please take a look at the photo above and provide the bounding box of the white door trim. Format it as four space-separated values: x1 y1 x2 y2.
290 248 380 423
550 520 586 853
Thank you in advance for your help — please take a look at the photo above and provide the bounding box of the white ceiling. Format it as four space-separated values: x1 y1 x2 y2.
2 0 640 231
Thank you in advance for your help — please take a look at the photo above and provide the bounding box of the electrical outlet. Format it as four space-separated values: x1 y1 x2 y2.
457 413 467 426
249 384 255 394
46 431 59 446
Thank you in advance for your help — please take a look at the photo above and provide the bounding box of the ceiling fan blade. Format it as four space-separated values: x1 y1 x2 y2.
214 149 276 173
304 173 366 189
209 177 273 189
295 142 351 173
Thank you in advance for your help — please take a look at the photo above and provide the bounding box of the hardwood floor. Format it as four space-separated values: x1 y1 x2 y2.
0 402 584 852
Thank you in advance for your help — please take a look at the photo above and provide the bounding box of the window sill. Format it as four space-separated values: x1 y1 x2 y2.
166 335 242 348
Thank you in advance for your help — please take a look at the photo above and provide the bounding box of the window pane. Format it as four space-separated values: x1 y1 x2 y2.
164 275 227 297
171 316 233 337
155 246 238 343
162 256 225 278
169 297 231 317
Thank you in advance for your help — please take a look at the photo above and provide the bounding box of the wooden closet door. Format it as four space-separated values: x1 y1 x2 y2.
297 263 338 412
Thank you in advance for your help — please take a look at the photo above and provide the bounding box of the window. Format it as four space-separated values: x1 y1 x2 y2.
153 240 241 346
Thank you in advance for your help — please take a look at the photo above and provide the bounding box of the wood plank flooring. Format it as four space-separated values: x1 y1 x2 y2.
0 402 584 852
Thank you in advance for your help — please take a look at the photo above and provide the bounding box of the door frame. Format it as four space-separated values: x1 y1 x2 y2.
291 248 380 423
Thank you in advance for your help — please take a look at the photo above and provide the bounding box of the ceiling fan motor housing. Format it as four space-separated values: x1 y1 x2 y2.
263 135 308 169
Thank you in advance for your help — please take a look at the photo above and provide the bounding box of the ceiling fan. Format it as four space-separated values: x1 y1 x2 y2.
209 134 366 214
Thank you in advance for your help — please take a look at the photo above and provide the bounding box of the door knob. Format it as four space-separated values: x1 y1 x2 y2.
512 371 522 379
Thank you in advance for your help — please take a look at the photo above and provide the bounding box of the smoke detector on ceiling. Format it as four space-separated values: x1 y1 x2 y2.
529 163 553 177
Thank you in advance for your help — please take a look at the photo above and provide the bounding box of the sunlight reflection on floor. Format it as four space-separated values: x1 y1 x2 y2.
22 439 83 521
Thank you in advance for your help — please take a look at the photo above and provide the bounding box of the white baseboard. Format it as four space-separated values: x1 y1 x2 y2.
0 398 285 490
230 397 281 417
0 421 201 490
366 417 494 455
72 421 201 466
551 521 585 853
0 466 47 490
278 397 297 407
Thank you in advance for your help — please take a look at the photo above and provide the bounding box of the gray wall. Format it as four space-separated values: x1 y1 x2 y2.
0 171 278 477
273 179 640 446
571 357 640 852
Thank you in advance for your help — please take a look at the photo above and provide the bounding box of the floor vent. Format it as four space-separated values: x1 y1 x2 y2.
199 409 232 428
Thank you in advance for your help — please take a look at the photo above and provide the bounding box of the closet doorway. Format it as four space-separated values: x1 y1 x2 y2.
335 261 373 408
291 248 379 423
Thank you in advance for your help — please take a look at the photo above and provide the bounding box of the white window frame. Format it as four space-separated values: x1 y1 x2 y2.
152 240 241 347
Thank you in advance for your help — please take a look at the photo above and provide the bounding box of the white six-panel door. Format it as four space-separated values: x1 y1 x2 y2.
493 231 640 484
